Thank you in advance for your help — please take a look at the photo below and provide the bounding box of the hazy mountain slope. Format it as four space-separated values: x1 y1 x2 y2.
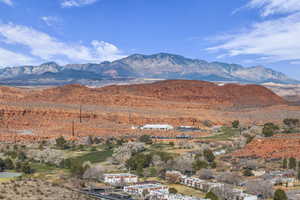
0 53 297 85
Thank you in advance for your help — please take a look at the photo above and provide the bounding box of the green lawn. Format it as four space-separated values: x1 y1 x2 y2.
31 162 59 173
73 149 113 164
202 127 240 140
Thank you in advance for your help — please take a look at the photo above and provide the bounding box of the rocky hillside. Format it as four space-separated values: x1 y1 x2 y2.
20 80 287 107
0 53 297 85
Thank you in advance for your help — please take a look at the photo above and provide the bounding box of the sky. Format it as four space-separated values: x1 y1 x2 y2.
0 0 300 79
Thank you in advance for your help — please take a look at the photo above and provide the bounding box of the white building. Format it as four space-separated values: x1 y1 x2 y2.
140 124 174 131
103 173 138 185
233 189 258 200
124 183 169 196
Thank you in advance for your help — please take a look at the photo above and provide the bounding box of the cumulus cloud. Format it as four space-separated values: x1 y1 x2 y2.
247 0 300 16
91 40 124 61
0 0 13 6
0 23 126 66
61 0 98 8
208 0 300 63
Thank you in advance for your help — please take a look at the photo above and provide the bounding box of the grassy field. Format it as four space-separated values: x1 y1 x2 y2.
31 162 59 173
73 149 113 164
202 127 239 140
168 184 205 198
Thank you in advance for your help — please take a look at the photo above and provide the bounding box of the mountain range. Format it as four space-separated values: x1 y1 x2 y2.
0 53 297 86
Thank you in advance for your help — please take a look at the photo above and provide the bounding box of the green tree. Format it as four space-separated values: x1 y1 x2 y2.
169 188 178 194
205 191 219 200
56 136 69 149
21 162 34 174
274 189 288 200
283 118 300 128
4 158 14 170
232 120 240 128
17 151 27 161
283 158 288 169
243 169 254 177
125 153 152 170
289 157 297 169
263 122 279 137
203 149 215 163
138 135 153 144
0 158 5 172
69 159 89 178
192 160 208 171
297 169 300 180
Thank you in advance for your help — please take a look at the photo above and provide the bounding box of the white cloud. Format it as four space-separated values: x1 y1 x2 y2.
208 1 300 63
41 16 61 27
0 23 126 66
61 0 97 8
208 13 300 62
0 0 13 6
0 48 36 66
247 0 300 16
91 40 124 61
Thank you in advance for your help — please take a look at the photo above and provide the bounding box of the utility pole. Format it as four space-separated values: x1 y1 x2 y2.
72 120 75 137
79 105 82 123
129 112 131 124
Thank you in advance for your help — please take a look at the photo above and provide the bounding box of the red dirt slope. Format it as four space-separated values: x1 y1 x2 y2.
99 80 287 106
20 80 286 107
232 134 300 159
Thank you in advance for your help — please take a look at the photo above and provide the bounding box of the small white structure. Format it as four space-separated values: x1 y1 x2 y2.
213 149 226 156
140 124 174 131
124 183 169 196
233 189 258 200
104 173 138 185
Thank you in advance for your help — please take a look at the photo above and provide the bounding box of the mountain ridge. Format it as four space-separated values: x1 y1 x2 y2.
0 53 297 85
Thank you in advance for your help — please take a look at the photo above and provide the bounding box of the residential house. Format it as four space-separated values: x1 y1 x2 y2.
104 173 138 185
124 183 169 196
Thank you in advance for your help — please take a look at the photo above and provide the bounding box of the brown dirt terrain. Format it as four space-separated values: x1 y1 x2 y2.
0 80 298 141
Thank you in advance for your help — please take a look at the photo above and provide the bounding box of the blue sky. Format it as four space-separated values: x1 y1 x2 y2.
0 0 300 79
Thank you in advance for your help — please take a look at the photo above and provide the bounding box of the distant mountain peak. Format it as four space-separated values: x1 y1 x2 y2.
0 53 298 85
40 61 59 66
